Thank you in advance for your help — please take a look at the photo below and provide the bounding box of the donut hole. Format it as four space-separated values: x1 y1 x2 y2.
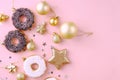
31 63 39 71
11 38 19 46
19 15 27 23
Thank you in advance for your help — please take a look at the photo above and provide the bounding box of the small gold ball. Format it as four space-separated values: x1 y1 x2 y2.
0 14 9 22
17 73 25 80
36 1 50 15
1 16 6 20
0 14 3 22
49 17 59 26
60 22 78 39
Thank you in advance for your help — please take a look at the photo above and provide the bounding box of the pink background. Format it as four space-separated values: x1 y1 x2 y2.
0 0 120 80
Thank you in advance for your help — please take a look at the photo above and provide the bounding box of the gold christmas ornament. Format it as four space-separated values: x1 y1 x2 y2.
49 16 59 26
60 22 78 39
36 1 51 15
37 22 47 34
48 47 69 69
0 14 9 22
27 39 36 51
45 77 58 80
17 73 25 80
52 32 61 43
5 63 17 73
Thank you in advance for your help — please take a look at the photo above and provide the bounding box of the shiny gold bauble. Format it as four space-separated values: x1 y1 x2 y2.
17 73 25 80
60 22 78 39
36 1 50 15
49 16 59 26
0 14 9 22
52 32 61 43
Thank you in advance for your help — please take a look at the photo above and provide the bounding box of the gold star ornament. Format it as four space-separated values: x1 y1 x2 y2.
48 47 70 69
36 22 47 34
5 63 17 73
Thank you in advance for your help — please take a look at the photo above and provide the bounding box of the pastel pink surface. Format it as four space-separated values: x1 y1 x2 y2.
0 0 120 80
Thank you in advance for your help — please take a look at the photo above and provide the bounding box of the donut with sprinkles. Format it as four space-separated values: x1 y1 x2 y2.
4 30 27 53
12 8 34 30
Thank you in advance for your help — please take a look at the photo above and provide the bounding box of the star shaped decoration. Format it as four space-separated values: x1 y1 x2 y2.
36 22 47 34
5 63 17 73
48 47 70 69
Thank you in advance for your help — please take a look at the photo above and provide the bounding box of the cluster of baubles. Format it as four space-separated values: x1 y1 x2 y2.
1 1 78 48
2 1 83 80
36 1 78 43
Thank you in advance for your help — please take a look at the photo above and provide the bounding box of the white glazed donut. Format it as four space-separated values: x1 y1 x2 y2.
45 77 58 80
23 55 46 78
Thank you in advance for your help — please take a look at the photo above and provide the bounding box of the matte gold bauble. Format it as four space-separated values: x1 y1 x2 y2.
27 40 36 51
60 22 78 39
52 32 61 43
36 1 50 15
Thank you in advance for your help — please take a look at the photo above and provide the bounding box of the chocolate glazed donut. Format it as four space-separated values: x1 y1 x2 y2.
12 8 34 30
4 30 27 53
